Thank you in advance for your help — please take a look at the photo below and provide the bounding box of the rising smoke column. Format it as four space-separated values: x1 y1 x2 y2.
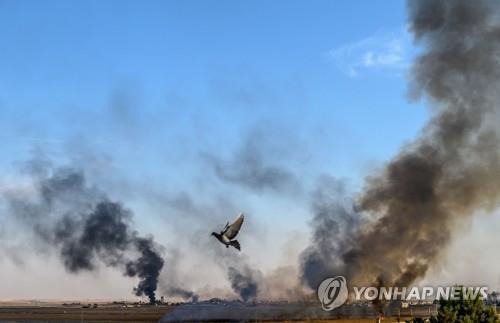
300 176 362 289
5 163 164 303
227 265 259 302
159 248 200 302
302 0 500 290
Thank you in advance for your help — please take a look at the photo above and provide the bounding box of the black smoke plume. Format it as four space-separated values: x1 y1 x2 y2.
300 176 361 289
6 163 164 303
126 237 165 303
302 0 500 291
227 265 259 302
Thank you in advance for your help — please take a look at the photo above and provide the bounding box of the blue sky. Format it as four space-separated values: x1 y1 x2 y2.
0 1 432 225
0 0 443 298
0 1 426 171
0 0 430 234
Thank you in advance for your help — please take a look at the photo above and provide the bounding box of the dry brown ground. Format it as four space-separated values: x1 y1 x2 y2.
0 305 174 322
266 320 409 323
0 303 493 322
0 306 418 323
0 305 424 322
0 305 419 323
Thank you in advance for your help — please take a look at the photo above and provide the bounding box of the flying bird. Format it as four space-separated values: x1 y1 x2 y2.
211 213 244 251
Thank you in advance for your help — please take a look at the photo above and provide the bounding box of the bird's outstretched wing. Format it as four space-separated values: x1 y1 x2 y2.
223 213 244 240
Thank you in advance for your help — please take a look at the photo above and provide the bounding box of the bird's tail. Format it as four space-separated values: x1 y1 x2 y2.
230 240 241 251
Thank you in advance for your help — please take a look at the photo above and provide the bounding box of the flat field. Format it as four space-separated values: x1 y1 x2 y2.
0 304 417 323
0 304 174 322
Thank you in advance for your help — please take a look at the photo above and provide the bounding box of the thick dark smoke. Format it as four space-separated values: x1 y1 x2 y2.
125 237 165 303
302 0 500 290
5 163 164 303
300 176 362 289
227 265 259 302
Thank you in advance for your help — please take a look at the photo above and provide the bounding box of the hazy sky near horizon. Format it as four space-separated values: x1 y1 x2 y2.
0 0 498 300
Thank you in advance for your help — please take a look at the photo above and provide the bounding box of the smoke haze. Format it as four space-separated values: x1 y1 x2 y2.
202 126 302 194
4 161 164 303
227 265 259 302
